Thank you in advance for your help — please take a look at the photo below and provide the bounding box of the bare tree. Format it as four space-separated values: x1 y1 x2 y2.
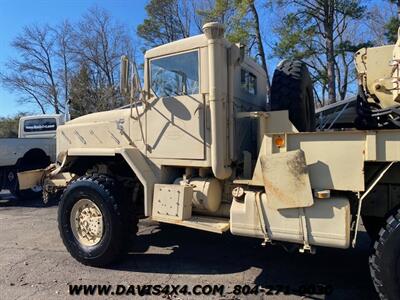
137 0 196 47
68 7 133 116
1 24 61 113
55 20 74 110
390 0 400 20
1 6 134 117
364 1 398 46
248 0 271 99
273 0 367 104
190 0 215 32
198 0 271 99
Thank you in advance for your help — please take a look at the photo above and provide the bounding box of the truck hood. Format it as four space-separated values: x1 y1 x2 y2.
56 107 139 154
66 108 131 125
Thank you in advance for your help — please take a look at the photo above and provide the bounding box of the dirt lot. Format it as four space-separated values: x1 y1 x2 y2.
0 190 378 300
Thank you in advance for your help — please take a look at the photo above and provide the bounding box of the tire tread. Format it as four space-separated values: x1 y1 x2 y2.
58 174 137 266
370 209 400 299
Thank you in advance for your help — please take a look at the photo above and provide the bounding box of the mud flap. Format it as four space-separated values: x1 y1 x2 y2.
260 149 314 209
17 169 45 190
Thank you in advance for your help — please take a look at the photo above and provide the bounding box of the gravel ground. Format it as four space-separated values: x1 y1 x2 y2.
0 190 378 300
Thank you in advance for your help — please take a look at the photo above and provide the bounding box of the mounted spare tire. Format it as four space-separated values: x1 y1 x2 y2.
270 60 316 132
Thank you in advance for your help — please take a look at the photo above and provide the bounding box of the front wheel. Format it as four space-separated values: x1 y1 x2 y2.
58 175 135 267
369 209 400 299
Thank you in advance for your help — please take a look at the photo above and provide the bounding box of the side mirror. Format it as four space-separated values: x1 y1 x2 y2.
120 55 129 96
132 68 139 96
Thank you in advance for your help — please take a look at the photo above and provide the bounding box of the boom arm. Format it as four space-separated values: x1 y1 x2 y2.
354 27 400 128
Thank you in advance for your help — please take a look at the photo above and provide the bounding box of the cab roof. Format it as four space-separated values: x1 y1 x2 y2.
145 34 208 59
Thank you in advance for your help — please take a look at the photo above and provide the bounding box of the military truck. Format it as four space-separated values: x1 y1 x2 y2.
0 114 63 199
19 23 400 299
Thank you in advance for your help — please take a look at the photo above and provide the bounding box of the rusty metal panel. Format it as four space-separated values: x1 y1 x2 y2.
260 150 314 209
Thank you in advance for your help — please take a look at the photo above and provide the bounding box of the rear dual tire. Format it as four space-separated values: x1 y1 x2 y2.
370 209 400 300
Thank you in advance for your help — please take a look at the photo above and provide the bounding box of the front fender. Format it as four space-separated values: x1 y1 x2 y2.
59 147 157 216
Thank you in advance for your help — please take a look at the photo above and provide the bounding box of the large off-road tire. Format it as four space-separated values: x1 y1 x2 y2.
270 60 316 132
369 209 400 300
362 215 385 240
58 174 137 267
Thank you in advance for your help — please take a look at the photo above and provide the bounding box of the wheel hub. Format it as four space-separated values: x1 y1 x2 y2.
70 199 104 246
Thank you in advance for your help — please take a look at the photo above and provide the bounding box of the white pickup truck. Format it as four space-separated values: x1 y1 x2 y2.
0 114 64 199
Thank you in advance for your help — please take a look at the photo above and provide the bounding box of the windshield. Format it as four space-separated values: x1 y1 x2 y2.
150 51 199 97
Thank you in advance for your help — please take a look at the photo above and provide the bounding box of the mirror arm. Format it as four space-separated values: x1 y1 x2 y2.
120 55 129 97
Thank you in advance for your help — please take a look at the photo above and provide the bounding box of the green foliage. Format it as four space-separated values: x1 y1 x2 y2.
273 13 318 60
0 113 28 138
336 40 373 53
69 64 95 119
198 0 252 45
137 0 190 47
336 0 366 18
385 17 400 43
197 0 230 23
273 0 367 102
69 63 126 119
274 1 366 59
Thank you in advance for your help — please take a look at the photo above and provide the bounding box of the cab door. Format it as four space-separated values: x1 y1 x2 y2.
145 50 205 160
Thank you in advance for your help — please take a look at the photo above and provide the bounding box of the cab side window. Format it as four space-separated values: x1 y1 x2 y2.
241 69 257 95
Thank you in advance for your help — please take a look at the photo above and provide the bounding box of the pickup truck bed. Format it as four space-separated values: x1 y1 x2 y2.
0 138 55 167
0 138 55 197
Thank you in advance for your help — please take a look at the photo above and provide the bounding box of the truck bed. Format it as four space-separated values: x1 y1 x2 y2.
251 128 400 193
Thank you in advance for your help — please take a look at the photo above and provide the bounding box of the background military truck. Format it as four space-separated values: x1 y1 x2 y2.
0 114 63 199
20 23 400 300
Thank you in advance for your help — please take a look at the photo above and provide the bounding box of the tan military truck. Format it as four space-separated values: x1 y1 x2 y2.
0 114 63 199
20 23 400 299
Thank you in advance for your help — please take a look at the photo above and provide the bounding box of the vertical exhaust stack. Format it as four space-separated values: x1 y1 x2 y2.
203 22 232 180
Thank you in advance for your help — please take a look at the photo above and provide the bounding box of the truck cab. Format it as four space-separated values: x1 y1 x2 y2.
141 23 267 173
18 114 63 139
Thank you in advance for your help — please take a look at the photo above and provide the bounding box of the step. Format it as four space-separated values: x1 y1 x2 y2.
151 215 230 234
